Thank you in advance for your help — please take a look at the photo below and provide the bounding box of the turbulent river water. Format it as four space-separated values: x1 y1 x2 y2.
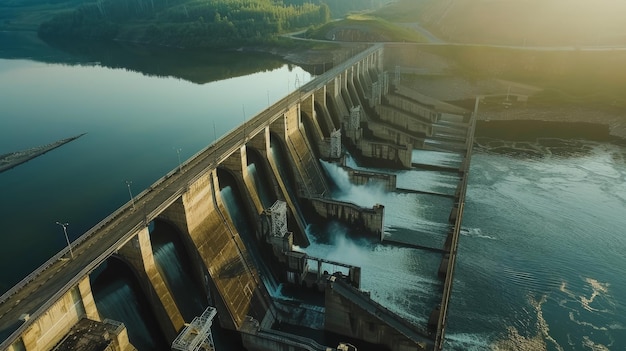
448 138 626 350
1 32 625 350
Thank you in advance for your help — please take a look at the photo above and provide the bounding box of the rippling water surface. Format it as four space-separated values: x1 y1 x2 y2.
447 139 626 350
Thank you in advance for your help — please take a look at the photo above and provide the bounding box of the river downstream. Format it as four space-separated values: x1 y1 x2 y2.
447 138 626 350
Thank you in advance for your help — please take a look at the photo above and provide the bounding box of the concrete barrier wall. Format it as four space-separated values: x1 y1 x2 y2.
242 329 330 351
308 198 384 241
342 167 397 192
15 277 95 351
375 105 434 136
384 94 439 122
357 133 414 168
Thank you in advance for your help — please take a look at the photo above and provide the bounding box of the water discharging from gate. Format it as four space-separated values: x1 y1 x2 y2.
150 221 207 321
91 259 168 351
300 150 464 327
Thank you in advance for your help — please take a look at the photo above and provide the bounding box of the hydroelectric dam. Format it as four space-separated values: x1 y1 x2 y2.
0 44 475 351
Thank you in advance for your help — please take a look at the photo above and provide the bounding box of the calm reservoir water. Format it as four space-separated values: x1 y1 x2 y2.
0 31 312 293
1 32 625 350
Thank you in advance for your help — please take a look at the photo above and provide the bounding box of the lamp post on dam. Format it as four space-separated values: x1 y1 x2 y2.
55 221 74 259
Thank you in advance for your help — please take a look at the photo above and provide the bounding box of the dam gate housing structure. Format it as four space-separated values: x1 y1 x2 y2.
0 44 475 351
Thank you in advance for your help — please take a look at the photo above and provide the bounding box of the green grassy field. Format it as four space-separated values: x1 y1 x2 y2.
307 14 426 43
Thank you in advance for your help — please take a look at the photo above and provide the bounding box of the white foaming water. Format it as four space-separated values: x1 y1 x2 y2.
320 160 452 238
342 154 461 195
460 227 497 240
302 223 442 325
412 149 463 168
444 332 492 351
306 157 459 328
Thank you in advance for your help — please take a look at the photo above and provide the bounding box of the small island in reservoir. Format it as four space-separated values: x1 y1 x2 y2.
0 133 86 173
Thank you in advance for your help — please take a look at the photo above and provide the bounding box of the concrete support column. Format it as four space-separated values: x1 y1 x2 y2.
284 105 300 137
77 276 101 322
269 114 286 141
300 95 325 143
220 145 244 179
241 146 264 214
18 283 90 351
118 227 184 342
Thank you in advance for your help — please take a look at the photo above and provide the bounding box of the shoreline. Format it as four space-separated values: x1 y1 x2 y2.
475 105 626 141
475 120 625 144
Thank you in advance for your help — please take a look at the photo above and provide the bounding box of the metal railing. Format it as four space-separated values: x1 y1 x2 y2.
433 101 477 350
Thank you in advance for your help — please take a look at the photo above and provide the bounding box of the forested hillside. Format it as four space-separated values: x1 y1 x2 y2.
39 0 390 47
38 0 331 47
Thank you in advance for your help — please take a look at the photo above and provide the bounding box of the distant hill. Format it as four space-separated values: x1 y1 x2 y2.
33 0 392 48
413 0 626 46
37 0 334 48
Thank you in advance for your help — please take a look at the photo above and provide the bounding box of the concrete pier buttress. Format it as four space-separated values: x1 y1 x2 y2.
300 94 325 143
117 227 185 342
283 105 329 197
265 134 310 246
174 168 263 330
10 276 100 351
241 147 266 215
328 75 350 119
313 86 337 134
246 131 291 217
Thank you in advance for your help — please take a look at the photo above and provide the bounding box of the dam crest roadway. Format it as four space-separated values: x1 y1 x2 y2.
0 43 476 351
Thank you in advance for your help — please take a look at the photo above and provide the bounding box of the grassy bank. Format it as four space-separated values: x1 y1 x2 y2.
306 14 426 43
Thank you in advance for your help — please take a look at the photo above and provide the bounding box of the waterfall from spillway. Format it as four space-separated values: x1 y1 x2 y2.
298 150 467 329
269 138 307 228
220 184 282 297
91 260 168 351
151 230 206 321
320 158 453 248
248 162 276 209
